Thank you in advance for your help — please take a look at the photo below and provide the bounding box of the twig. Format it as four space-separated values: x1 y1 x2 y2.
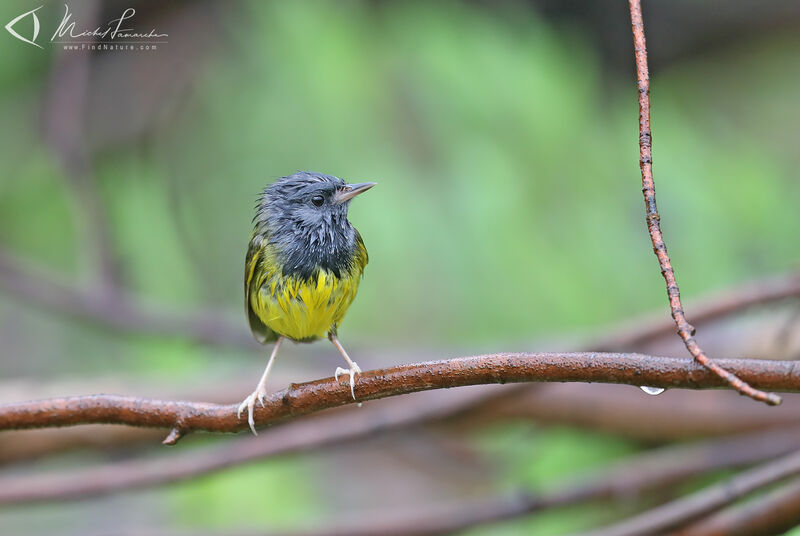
628 0 780 406
576 447 800 536
675 476 800 536
1 353 799 438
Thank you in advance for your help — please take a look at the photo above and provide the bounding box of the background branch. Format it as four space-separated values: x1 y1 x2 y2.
0 248 254 349
0 388 501 506
590 272 800 351
3 415 798 514
580 448 800 536
675 476 800 536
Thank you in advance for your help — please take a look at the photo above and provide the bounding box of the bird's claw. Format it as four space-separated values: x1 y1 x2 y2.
237 389 267 436
335 362 361 400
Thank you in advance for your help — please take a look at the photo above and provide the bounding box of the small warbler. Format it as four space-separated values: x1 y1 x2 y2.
238 171 375 433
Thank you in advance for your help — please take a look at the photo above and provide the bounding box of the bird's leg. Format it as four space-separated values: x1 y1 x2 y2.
237 336 284 435
329 333 361 400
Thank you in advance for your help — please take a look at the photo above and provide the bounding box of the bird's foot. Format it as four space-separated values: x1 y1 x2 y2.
335 362 361 400
237 387 268 435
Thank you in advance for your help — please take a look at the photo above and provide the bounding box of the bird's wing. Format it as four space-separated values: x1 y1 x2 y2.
245 235 279 344
354 228 369 272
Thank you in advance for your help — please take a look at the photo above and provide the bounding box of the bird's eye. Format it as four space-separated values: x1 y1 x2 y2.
311 195 324 207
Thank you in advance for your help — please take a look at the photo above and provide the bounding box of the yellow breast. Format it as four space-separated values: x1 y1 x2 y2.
250 268 361 341
245 235 368 343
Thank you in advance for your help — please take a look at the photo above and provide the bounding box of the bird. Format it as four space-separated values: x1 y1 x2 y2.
238 171 375 434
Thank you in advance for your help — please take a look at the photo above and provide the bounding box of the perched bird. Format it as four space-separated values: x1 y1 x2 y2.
239 171 375 434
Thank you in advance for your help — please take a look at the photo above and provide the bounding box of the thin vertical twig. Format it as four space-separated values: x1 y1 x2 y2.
627 0 780 406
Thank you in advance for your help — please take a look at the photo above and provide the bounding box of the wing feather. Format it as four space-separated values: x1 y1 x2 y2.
245 234 278 344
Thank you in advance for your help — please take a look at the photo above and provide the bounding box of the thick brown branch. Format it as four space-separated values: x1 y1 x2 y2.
579 448 800 536
1 353 799 436
628 0 780 405
1 272 796 463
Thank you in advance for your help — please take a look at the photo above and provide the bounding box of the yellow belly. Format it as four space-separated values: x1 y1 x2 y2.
250 268 360 341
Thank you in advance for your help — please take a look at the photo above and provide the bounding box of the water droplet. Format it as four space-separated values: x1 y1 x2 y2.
639 386 665 396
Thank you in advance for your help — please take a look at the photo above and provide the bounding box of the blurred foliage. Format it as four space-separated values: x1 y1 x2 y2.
0 0 798 534
472 424 639 534
171 457 318 530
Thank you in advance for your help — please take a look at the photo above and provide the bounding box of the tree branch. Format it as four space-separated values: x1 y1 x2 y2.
628 0 780 405
0 388 509 506
0 248 254 349
469 385 800 441
0 269 795 462
675 476 800 536
279 428 800 536
579 447 800 536
40 427 800 533
1 353 798 438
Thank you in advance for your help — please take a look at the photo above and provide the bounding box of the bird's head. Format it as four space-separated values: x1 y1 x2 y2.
255 171 375 251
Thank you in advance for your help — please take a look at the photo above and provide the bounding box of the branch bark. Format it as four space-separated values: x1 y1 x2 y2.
1 353 799 437
628 0 780 405
1 270 796 462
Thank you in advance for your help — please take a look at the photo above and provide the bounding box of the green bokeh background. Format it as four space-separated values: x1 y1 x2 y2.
0 1 798 534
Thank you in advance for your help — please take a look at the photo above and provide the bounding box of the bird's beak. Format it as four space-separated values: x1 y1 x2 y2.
334 182 376 204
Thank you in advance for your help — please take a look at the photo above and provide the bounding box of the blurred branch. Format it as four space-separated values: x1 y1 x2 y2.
579 448 800 536
467 385 800 441
41 0 121 292
2 236 796 353
629 0 779 406
0 425 165 465
1 353 799 439
675 476 800 536
0 248 254 349
67 427 800 533
591 272 800 351
0 388 503 506
282 428 800 536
